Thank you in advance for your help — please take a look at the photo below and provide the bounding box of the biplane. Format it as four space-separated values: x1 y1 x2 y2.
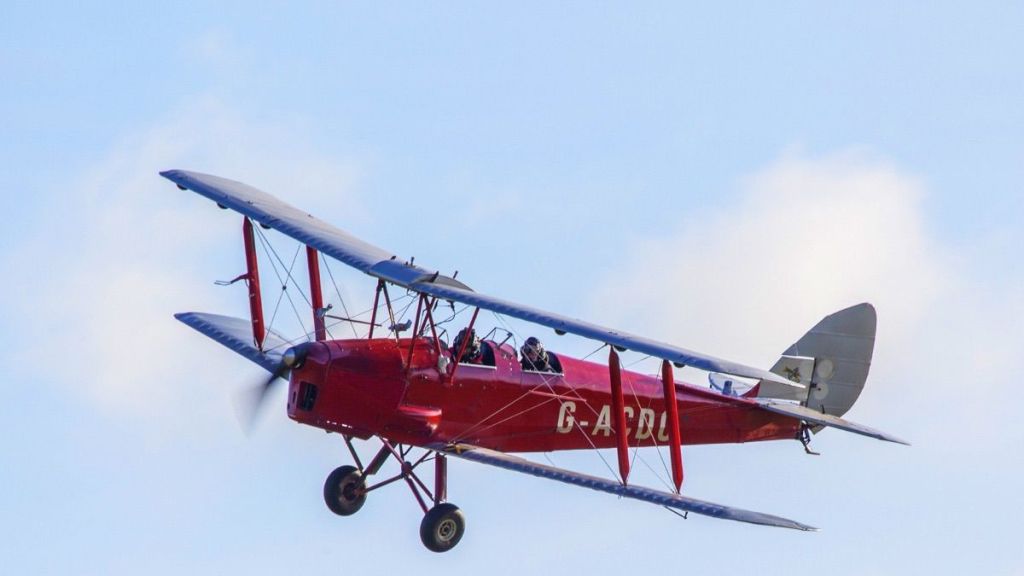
163 170 908 552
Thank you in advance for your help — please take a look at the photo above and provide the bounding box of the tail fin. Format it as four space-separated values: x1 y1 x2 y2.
755 303 876 418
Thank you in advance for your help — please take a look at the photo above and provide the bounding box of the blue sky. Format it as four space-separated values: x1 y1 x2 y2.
2 2 1022 574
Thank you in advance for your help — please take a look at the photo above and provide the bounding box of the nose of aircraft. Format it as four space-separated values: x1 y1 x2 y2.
239 341 322 430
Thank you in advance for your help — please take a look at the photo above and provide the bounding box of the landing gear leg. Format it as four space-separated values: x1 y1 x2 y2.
323 440 390 516
420 454 465 553
325 438 466 551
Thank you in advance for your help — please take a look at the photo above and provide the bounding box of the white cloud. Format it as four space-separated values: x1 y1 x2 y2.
3 96 363 432
587 150 1020 447
590 149 946 362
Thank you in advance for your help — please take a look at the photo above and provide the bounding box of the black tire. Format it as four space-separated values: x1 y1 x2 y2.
323 465 366 516
419 503 465 553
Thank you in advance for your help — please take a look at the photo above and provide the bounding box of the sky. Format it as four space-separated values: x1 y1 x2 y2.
2 2 1022 574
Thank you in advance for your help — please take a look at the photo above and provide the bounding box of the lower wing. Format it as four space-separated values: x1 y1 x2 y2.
432 443 816 531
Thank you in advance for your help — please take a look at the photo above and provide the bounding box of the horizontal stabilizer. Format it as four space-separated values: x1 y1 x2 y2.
433 443 816 531
755 400 909 445
175 312 293 374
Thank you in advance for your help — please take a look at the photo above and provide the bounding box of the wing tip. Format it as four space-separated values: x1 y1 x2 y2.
174 311 196 323
160 169 190 190
778 520 818 532
887 436 912 447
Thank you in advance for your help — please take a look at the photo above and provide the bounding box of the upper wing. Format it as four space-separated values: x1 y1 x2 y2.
410 281 800 385
162 170 396 273
162 170 796 387
433 443 816 531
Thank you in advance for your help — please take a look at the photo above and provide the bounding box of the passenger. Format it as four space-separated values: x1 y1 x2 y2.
452 327 483 364
520 336 553 372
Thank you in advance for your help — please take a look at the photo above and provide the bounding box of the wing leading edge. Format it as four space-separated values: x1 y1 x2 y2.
162 170 796 387
434 443 816 531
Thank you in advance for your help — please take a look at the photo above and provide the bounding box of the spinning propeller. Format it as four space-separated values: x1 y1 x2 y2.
237 343 311 431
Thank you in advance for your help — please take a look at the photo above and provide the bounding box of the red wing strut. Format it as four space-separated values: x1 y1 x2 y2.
432 443 816 531
161 170 798 387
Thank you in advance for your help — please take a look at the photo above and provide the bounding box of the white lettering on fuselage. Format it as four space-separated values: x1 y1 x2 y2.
556 402 674 442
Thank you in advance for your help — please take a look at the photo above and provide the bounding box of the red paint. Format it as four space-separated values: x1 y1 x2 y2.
242 218 265 350
608 348 631 484
306 247 326 341
661 360 684 492
286 337 802 454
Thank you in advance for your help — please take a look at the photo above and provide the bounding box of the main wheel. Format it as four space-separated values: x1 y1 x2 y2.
419 503 465 553
323 465 366 516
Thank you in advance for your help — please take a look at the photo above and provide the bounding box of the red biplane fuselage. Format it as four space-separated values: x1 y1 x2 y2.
286 337 799 453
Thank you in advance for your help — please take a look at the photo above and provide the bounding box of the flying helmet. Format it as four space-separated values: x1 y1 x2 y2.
521 336 547 363
453 328 481 360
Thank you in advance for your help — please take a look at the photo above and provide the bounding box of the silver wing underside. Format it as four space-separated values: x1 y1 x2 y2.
434 443 816 531
175 312 290 372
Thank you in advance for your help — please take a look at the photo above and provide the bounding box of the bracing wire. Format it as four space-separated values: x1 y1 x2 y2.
322 258 360 338
253 227 309 339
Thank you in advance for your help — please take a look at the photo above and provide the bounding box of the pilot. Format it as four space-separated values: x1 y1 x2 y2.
452 327 483 364
520 336 553 372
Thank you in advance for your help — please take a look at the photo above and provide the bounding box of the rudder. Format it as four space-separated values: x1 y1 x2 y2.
756 303 876 418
